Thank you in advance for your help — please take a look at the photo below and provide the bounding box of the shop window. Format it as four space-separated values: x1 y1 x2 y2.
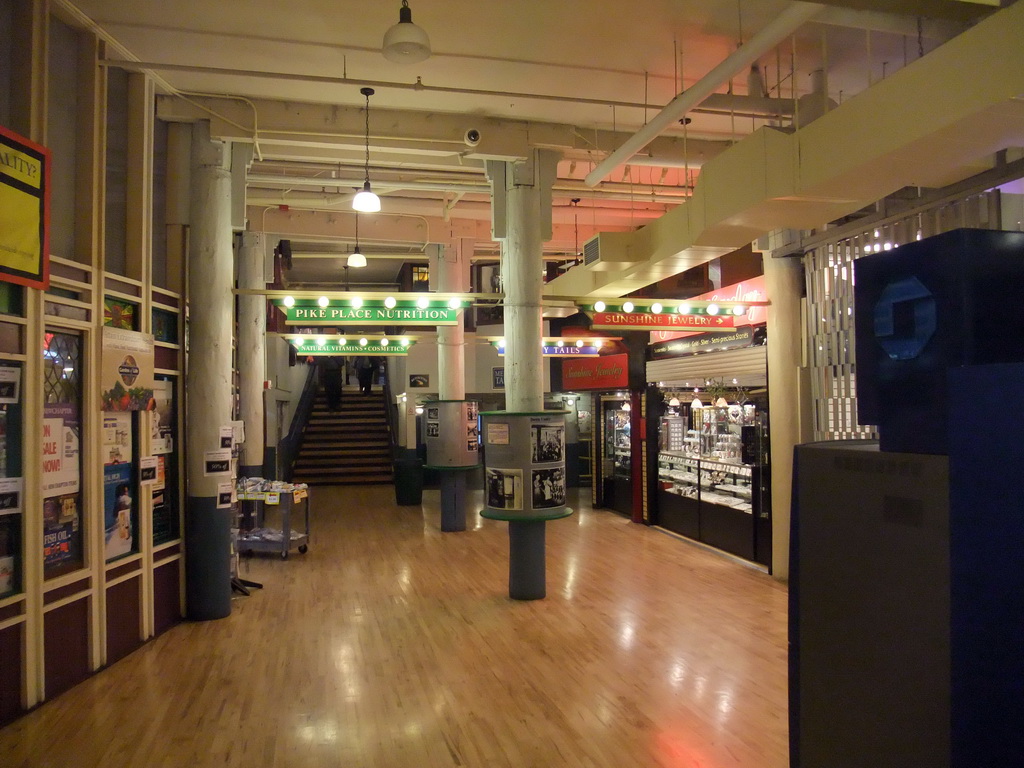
412 265 429 290
151 376 179 544
103 297 138 330
152 308 178 344
42 331 84 578
0 361 23 598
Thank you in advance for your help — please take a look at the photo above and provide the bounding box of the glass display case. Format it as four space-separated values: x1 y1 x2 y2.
605 406 631 479
656 403 770 565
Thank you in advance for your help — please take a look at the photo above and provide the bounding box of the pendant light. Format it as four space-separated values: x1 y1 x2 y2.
352 87 381 213
349 213 367 268
382 1 431 64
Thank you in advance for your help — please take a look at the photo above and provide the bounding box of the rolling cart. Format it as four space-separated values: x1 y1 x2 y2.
235 480 311 560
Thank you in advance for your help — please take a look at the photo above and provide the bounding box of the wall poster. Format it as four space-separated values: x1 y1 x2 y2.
100 327 155 411
0 124 50 289
103 412 136 561
42 332 84 576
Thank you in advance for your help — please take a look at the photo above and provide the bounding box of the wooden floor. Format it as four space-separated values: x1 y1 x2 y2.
0 487 789 768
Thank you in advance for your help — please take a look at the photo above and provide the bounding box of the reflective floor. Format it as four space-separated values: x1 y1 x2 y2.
0 486 789 768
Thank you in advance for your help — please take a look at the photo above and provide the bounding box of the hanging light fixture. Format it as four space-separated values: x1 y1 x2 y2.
349 213 367 268
352 87 381 213
382 0 431 64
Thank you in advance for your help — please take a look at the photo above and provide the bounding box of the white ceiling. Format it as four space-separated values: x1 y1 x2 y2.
64 0 1008 287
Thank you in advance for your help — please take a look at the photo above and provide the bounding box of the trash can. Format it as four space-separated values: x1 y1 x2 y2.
394 457 424 506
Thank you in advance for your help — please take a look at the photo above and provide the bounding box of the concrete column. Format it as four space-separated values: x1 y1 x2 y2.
238 230 267 477
431 239 473 531
184 121 235 620
490 149 560 600
764 252 805 581
503 191 546 412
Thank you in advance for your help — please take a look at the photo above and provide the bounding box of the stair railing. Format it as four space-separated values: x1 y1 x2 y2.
380 358 399 460
281 363 319 481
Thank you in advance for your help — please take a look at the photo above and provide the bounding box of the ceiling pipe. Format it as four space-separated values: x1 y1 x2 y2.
246 173 692 203
584 1 825 187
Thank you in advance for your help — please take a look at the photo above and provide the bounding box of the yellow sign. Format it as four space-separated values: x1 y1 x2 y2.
0 125 50 289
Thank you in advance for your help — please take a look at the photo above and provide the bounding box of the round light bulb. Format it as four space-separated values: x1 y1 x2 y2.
316 336 327 346
415 406 424 415
417 296 430 309
622 301 634 313
575 339 584 347
556 340 564 347
359 337 368 346
678 303 691 315
593 339 603 348
293 337 305 346
337 337 347 346
497 338 506 349
733 305 746 316
707 303 720 315
448 297 461 309
351 297 363 309
380 338 389 346
400 338 410 346
283 295 295 308
651 302 663 314
318 296 329 308
593 301 606 312
384 296 397 309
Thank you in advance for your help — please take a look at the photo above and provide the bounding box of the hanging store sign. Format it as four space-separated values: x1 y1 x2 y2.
293 341 411 356
283 304 458 326
590 311 736 332
651 276 767 343
650 325 755 360
497 345 601 358
561 353 629 390
0 125 50 289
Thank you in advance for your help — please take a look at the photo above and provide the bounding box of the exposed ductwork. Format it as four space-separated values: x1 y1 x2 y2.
584 2 826 187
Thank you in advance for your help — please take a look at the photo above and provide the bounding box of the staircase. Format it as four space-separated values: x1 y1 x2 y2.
292 389 394 485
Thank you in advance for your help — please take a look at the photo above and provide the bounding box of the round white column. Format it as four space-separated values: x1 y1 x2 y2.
237 230 267 477
764 252 805 581
185 121 234 620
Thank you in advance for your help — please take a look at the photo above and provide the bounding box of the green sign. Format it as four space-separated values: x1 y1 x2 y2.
293 342 411 356
283 304 458 325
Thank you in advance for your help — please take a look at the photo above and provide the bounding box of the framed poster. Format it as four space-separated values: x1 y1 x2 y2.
0 124 50 289
409 374 429 388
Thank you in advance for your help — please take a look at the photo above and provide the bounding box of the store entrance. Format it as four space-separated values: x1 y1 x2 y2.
599 395 632 516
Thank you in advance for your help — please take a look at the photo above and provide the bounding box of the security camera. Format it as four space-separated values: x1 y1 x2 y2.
464 129 481 147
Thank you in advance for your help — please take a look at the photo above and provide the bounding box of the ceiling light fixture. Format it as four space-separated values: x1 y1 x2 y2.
352 87 381 213
382 0 431 64
348 211 368 268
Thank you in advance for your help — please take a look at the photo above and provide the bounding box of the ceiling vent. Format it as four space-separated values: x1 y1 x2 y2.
581 232 645 272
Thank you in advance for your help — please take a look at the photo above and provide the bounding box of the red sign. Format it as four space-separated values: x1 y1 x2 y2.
651 276 767 343
561 353 629 390
591 311 735 332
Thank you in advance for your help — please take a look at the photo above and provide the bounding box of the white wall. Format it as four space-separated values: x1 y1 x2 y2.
265 336 312 450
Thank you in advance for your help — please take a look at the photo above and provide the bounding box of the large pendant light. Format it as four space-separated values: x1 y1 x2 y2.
382 1 431 64
352 87 381 213
349 213 367 268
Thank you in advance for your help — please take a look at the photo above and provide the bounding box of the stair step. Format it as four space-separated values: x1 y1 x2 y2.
295 456 391 466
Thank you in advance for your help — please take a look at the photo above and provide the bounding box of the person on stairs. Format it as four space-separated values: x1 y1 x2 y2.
354 355 378 395
322 356 343 410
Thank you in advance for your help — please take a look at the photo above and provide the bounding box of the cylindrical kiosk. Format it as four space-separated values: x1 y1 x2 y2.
479 410 573 599
423 399 481 531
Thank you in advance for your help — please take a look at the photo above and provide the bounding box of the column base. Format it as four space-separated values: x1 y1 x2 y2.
440 470 468 532
509 520 546 600
185 498 233 620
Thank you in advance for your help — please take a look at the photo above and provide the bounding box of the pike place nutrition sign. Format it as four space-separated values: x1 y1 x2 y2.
284 305 458 325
